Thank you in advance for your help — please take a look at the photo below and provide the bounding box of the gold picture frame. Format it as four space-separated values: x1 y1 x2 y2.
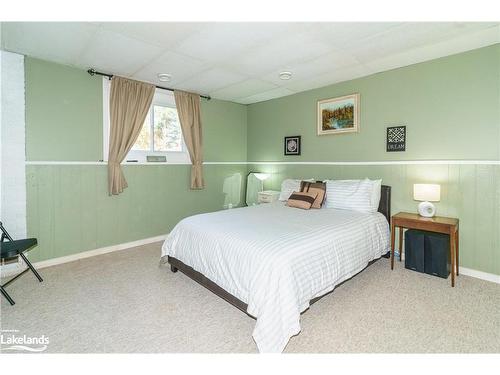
317 93 360 135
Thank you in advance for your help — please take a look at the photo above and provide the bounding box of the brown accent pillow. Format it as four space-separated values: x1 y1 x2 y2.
300 181 326 208
287 191 318 210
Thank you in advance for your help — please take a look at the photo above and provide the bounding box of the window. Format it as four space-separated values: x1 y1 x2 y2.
102 78 190 163
131 104 184 153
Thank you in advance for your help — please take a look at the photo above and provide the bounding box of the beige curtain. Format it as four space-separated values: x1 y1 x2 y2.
174 90 204 189
108 76 155 195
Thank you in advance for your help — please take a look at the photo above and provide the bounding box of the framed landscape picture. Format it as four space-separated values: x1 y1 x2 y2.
317 93 360 135
284 136 301 155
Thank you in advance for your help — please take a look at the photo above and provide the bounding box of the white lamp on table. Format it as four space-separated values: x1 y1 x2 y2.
253 173 270 185
413 184 441 218
246 172 270 206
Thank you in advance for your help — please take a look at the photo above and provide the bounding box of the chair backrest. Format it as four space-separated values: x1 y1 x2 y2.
0 221 14 242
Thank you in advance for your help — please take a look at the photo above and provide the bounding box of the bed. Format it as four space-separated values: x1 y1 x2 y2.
161 185 391 353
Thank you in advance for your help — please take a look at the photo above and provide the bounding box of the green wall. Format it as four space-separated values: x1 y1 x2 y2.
25 58 103 161
202 99 247 162
247 44 500 276
25 57 247 162
25 57 248 262
248 45 500 162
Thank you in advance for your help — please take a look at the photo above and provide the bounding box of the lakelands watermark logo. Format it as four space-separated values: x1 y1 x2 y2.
0 329 49 352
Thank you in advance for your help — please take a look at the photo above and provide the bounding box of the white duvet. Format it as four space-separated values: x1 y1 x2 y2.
161 202 390 353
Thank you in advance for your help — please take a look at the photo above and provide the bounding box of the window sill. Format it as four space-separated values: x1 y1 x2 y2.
121 161 191 165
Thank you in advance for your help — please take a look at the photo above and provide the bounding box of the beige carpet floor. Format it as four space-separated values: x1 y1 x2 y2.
1 242 499 353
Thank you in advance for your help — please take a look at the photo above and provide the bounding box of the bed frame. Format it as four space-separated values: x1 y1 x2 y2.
167 185 391 317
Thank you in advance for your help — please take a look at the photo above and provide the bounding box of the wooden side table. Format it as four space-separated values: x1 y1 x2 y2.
391 212 459 287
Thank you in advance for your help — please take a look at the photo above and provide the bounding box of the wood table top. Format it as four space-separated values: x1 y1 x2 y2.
392 212 459 226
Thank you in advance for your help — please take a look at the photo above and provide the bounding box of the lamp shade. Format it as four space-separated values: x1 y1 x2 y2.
253 173 270 181
413 184 440 202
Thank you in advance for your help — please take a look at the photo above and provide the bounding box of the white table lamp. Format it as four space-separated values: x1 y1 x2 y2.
413 184 440 217
253 173 269 191
253 173 270 182
246 172 270 206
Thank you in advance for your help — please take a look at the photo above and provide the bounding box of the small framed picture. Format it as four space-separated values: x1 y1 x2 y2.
386 126 406 152
284 136 301 156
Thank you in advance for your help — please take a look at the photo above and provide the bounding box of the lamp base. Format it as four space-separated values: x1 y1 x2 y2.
418 201 436 217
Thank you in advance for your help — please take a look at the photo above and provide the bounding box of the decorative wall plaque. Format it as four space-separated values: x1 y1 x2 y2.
386 126 406 152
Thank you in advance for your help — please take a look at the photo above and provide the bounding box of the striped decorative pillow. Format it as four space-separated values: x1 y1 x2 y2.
325 179 374 212
286 191 318 210
300 181 326 209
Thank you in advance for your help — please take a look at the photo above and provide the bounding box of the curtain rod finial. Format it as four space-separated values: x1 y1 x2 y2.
87 68 96 76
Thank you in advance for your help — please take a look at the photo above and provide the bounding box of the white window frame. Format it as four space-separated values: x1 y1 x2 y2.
102 78 190 164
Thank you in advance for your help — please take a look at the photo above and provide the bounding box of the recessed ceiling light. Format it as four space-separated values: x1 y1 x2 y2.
157 73 172 82
279 71 292 80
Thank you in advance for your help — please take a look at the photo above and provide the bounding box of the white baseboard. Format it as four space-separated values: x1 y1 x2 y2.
393 250 500 284
0 234 167 278
459 267 500 284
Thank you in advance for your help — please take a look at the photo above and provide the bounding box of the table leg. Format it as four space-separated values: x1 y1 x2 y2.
398 227 403 262
456 229 459 276
450 230 456 287
391 223 395 270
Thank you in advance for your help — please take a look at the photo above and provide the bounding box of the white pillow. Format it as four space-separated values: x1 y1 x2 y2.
325 178 380 212
279 178 315 201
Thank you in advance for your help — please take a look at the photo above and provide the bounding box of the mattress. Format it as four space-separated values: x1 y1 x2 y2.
161 202 390 352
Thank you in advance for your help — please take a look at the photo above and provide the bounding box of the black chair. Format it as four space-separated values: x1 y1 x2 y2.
0 221 43 305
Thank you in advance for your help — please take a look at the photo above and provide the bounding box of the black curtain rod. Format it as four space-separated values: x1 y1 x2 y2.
87 68 211 100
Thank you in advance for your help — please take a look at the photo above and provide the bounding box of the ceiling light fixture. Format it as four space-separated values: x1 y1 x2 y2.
157 73 172 82
279 71 292 80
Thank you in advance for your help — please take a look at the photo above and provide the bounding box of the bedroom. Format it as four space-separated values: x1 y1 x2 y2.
1 0 499 372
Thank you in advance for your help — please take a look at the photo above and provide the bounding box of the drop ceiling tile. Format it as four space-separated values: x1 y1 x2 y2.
236 87 296 105
349 22 497 63
132 51 207 86
210 78 278 101
349 23 445 61
261 50 360 85
98 22 204 48
1 22 98 65
173 22 291 63
365 25 500 74
175 67 248 94
283 64 371 93
312 22 402 49
229 32 333 76
79 28 163 76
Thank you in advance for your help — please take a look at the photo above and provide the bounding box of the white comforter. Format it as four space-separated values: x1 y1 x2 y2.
161 202 390 353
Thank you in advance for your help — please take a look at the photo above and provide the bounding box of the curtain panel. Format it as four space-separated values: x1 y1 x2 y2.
174 90 204 189
108 76 155 195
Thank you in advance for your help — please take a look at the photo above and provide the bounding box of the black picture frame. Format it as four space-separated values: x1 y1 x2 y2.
386 126 406 152
284 136 301 155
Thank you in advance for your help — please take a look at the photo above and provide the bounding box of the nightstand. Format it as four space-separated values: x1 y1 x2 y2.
257 190 280 204
391 212 459 286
